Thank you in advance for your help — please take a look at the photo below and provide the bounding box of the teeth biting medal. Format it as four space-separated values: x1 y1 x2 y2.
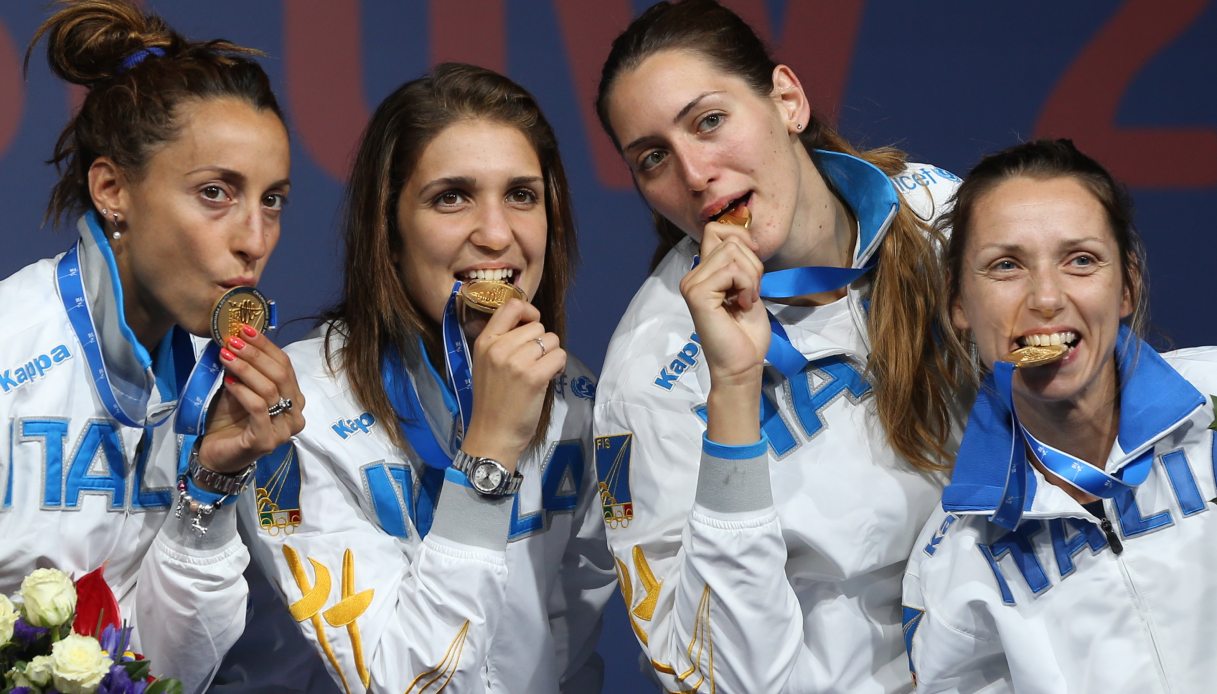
718 202 751 229
1001 343 1068 368
458 278 526 314
211 286 273 345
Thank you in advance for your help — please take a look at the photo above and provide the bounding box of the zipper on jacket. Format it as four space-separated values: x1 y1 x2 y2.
1098 516 1124 555
1083 500 1123 554
1093 499 1171 690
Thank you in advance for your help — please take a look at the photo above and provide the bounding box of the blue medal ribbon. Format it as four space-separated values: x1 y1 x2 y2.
57 218 238 435
381 282 480 538
441 282 474 438
58 240 224 431
689 150 898 379
989 357 1153 529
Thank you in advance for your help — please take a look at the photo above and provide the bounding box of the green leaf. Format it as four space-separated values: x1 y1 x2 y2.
123 657 151 681
146 678 185 694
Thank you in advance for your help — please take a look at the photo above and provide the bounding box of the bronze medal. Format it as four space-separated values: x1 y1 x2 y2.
210 286 271 345
458 280 527 315
1001 344 1068 368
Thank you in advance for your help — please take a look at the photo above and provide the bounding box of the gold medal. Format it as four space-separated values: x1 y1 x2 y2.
1001 344 1068 368
719 204 751 229
211 286 271 345
458 280 527 315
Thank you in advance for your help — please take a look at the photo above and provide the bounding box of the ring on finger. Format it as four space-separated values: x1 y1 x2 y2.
268 397 293 417
533 337 547 357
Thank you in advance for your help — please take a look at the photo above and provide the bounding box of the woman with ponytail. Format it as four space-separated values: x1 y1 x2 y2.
0 1 301 690
592 1 966 691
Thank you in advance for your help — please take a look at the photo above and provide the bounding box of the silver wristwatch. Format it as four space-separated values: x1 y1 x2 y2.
452 450 523 497
187 441 255 496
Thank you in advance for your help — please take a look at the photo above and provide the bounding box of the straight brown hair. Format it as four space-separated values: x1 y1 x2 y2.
323 63 578 452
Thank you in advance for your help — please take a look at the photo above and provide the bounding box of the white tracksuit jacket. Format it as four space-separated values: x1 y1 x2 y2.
0 214 248 692
903 339 1217 693
594 152 961 693
242 327 617 693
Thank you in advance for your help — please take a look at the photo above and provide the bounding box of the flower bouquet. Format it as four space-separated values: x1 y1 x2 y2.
0 567 181 694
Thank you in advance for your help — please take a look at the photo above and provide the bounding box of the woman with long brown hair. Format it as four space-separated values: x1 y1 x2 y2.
592 1 964 690
242 63 615 693
1 1 302 691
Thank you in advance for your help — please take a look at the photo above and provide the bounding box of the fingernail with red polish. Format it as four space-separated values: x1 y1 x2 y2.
228 337 246 350
220 348 236 361
224 375 236 385
241 324 258 338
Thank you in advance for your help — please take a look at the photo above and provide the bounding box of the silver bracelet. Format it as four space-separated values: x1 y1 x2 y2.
174 476 233 537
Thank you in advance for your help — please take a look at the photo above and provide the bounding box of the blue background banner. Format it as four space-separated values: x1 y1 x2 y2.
2 2 1214 690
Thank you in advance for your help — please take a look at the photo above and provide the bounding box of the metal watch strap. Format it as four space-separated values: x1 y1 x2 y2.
452 450 523 497
187 441 255 495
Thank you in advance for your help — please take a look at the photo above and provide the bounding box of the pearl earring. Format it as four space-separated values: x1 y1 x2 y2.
111 212 122 240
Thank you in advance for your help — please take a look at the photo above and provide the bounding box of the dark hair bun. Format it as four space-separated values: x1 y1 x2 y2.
27 0 176 86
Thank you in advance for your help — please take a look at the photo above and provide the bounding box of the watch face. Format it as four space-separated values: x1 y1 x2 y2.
472 461 504 492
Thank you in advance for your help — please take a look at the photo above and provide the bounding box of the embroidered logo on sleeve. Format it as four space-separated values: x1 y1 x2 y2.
595 433 634 529
283 546 373 694
256 441 303 535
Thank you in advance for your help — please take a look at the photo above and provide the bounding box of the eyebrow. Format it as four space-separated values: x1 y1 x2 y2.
186 166 290 190
620 91 724 154
417 175 544 197
975 236 1109 255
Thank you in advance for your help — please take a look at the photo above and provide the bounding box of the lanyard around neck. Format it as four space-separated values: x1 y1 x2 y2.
989 360 1152 529
57 241 221 432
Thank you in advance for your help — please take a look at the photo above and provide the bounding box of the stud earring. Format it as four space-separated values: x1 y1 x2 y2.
796 123 803 131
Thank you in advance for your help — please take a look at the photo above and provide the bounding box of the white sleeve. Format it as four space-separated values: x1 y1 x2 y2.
902 516 1004 693
596 398 815 693
249 439 515 693
135 495 250 694
549 432 618 693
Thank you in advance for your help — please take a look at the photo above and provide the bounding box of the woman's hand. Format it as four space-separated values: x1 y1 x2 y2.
460 299 566 472
681 216 769 444
200 325 306 476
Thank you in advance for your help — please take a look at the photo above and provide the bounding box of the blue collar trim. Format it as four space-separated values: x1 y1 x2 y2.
943 326 1204 514
812 149 899 267
417 337 459 417
83 211 153 369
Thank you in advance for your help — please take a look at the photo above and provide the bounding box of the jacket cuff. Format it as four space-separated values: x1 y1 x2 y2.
695 432 773 514
428 469 514 551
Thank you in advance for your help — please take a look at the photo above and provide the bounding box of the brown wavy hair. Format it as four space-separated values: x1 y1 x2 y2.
27 0 284 226
323 63 578 451
941 138 1149 389
596 0 964 472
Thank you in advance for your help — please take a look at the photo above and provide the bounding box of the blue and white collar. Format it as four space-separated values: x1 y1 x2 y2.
942 326 1205 520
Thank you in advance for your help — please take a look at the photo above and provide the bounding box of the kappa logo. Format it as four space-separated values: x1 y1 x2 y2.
1 344 72 394
653 333 701 391
332 412 376 440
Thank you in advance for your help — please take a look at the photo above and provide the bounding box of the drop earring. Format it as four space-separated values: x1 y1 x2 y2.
111 212 122 240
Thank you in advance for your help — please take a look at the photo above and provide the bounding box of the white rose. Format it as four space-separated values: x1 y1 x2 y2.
50 634 112 694
20 567 77 627
0 593 17 643
25 654 56 687
4 655 57 690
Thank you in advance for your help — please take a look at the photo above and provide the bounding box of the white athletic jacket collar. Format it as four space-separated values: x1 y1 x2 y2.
811 149 899 268
943 325 1206 517
74 212 184 416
